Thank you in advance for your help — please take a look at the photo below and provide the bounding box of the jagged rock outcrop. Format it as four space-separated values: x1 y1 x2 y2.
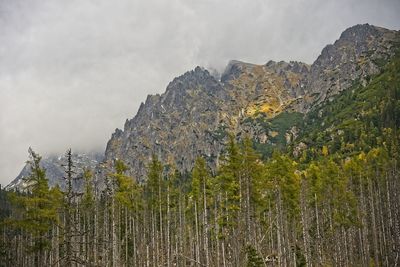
104 24 399 181
221 60 310 117
105 60 312 179
298 24 400 110
106 67 229 180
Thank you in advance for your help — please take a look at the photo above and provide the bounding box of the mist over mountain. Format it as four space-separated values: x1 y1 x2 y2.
8 24 400 193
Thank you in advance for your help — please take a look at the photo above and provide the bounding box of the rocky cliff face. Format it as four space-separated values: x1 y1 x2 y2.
297 24 400 110
105 67 230 180
104 24 399 181
222 60 310 117
105 60 311 179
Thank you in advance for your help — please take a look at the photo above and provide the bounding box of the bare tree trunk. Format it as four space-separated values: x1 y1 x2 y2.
158 179 164 267
194 201 200 265
300 180 310 267
167 182 171 267
315 193 322 266
111 193 118 266
368 178 380 267
215 196 220 267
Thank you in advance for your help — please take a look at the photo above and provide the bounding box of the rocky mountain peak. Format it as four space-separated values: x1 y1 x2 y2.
265 60 310 77
339 23 383 42
313 24 395 71
165 66 222 97
298 24 400 110
221 60 257 83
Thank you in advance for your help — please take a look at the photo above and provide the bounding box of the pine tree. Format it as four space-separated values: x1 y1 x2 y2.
8 148 61 266
191 157 212 266
246 244 263 267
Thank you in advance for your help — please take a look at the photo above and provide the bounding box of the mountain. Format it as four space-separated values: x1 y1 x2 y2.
298 24 399 110
7 24 399 186
105 24 400 180
6 152 103 191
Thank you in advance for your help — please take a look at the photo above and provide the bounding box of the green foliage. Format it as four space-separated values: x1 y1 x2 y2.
245 245 263 267
251 112 304 158
145 154 164 207
296 52 400 159
7 149 61 254
217 135 241 214
191 157 212 203
267 112 304 134
112 159 141 210
82 169 95 210
265 152 300 218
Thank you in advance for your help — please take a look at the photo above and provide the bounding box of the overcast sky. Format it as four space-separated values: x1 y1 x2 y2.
1 0 399 186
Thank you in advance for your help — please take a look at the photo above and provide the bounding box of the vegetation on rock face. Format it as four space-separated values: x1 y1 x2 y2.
103 24 399 182
1 24 400 266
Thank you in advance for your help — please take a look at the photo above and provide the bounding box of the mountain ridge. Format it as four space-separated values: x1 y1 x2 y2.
104 23 400 181
7 23 400 187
